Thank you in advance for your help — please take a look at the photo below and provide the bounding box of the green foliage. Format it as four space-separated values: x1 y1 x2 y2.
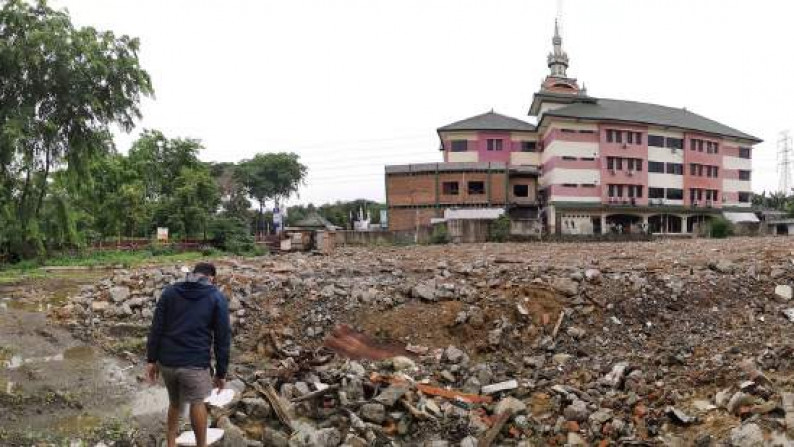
287 200 385 228
430 223 450 244
237 152 307 232
705 217 733 239
208 216 256 255
488 216 511 242
0 0 152 260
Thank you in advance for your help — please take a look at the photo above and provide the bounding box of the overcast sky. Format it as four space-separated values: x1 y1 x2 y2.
52 0 794 207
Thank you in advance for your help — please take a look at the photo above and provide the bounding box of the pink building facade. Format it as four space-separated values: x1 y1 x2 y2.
389 20 761 235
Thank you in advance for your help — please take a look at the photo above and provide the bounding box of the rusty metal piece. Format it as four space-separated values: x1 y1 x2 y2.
416 383 493 404
323 324 411 360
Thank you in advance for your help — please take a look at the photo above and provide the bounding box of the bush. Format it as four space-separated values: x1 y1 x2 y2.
208 216 256 255
705 217 733 239
488 216 511 242
430 223 450 244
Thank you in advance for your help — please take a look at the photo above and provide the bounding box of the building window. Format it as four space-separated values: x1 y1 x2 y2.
709 166 719 178
648 135 665 147
450 140 467 152
739 147 751 159
580 157 595 161
666 137 684 150
627 132 642 145
648 161 664 173
561 128 577 133
705 189 718 202
706 141 719 154
513 184 529 197
649 187 665 199
738 192 751 203
562 156 577 161
486 139 503 151
667 163 683 175
581 183 596 188
442 181 459 195
667 188 683 200
627 185 643 198
579 130 596 134
521 141 537 152
739 170 751 180
468 181 485 195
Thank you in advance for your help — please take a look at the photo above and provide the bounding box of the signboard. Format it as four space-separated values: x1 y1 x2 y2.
380 210 388 228
272 207 283 233
156 227 169 242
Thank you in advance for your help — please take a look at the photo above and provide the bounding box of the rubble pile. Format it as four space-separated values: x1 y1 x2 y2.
54 237 794 445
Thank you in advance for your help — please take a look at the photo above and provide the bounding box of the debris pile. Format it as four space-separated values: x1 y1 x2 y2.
54 237 794 445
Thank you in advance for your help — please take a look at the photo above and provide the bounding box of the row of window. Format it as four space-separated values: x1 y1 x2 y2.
642 188 751 203
560 183 597 188
607 184 644 198
648 161 684 175
606 129 643 145
606 157 643 171
648 135 685 149
449 140 538 153
689 163 719 178
648 188 684 200
560 129 596 134
691 139 720 154
561 156 596 161
440 181 532 198
688 188 720 202
443 181 482 195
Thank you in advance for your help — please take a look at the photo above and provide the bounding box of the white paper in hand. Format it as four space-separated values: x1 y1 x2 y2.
176 428 224 446
204 388 235 408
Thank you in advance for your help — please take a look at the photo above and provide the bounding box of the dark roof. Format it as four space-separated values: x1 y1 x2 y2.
542 98 762 143
528 92 596 115
438 111 535 132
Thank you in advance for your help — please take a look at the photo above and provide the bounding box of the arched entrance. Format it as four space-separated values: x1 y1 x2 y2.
605 214 642 234
649 214 683 234
687 215 712 234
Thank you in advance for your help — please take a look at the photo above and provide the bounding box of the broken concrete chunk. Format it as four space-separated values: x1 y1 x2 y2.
360 403 386 424
481 380 518 395
494 396 526 415
373 385 408 407
666 406 696 425
776 284 793 301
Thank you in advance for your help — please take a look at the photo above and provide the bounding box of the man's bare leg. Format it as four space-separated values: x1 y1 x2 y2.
167 404 180 447
189 402 208 447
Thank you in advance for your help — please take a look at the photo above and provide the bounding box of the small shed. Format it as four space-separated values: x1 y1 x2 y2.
281 213 339 252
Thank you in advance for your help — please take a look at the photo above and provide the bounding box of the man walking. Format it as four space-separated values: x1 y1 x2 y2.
146 262 231 447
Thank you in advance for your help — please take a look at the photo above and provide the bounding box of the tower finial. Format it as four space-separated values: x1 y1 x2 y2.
547 18 569 78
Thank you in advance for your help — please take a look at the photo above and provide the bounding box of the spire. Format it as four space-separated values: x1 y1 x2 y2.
547 19 569 78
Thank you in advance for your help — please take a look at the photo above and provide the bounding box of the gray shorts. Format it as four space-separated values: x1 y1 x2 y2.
159 364 212 406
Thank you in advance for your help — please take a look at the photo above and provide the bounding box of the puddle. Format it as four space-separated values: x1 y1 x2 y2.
0 377 18 394
64 345 95 361
52 413 102 434
2 346 94 369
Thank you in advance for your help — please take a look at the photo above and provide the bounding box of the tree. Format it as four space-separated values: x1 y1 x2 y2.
236 153 307 236
0 0 153 259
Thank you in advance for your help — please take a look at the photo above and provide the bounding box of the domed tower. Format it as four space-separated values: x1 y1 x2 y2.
541 19 581 94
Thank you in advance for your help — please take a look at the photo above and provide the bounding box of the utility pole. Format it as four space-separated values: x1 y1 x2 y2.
778 130 793 195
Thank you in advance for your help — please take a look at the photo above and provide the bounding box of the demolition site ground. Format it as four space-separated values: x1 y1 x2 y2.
2 236 794 446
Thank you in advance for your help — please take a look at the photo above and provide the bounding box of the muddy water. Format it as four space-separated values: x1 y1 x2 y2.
0 273 170 441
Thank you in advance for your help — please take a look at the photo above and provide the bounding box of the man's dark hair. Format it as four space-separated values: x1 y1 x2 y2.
193 262 217 277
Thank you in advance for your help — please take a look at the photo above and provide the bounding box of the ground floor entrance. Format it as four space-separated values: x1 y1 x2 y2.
551 207 720 235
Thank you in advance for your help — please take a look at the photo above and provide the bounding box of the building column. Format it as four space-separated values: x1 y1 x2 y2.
680 215 689 233
600 214 608 235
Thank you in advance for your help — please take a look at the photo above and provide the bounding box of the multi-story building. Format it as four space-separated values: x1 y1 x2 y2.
385 21 761 234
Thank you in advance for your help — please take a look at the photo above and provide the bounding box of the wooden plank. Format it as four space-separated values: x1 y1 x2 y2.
478 409 513 447
253 382 294 433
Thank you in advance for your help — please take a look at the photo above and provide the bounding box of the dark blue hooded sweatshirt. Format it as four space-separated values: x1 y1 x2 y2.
146 277 231 378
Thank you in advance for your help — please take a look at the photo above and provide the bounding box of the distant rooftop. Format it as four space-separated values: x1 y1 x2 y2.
542 98 762 143
438 111 536 132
